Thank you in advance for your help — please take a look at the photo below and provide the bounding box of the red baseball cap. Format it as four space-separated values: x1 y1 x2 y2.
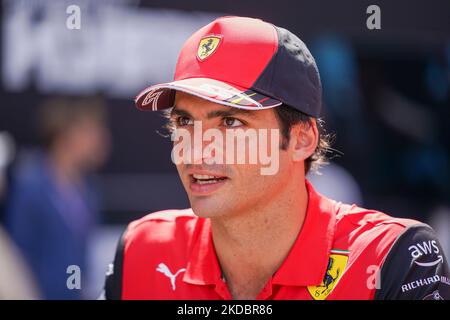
135 16 322 118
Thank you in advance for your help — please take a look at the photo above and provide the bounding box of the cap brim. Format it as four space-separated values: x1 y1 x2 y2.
135 78 282 111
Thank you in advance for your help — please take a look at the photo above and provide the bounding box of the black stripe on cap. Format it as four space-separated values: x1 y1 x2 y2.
252 26 322 117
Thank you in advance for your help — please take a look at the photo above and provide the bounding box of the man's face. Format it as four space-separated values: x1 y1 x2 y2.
63 116 111 172
172 92 298 219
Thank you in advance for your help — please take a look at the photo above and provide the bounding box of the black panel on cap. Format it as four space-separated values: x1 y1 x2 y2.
252 26 322 118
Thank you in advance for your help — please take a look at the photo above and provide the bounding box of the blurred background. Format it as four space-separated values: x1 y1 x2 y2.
0 0 449 299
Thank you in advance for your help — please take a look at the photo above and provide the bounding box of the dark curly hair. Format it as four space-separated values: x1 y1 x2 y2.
273 104 332 175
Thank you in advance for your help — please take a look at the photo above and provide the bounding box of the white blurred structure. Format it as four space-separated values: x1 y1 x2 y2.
0 131 15 197
85 225 124 299
430 206 450 262
0 226 41 299
2 0 221 97
307 163 363 206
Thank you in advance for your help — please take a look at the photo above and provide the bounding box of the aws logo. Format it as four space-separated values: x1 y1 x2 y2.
307 250 349 300
197 36 221 61
408 240 443 267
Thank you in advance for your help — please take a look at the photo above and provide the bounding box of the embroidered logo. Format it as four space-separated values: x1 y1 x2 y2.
142 90 163 110
197 36 221 61
307 249 349 300
156 263 186 291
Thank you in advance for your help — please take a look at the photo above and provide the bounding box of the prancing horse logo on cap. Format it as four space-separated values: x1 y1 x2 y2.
197 36 221 61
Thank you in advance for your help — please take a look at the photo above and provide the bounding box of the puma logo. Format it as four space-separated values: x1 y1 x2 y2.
156 263 186 291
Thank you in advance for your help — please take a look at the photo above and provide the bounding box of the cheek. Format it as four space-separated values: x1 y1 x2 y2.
243 152 290 190
233 157 287 189
175 164 192 190
175 163 184 179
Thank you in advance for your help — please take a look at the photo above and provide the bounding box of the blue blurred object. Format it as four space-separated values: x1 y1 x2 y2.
311 35 361 118
425 57 448 103
5 151 99 300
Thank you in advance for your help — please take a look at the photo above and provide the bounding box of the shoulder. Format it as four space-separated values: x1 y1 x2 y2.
124 208 200 248
9 152 52 200
334 202 424 250
335 202 421 228
127 208 198 231
331 202 428 277
374 223 450 300
122 208 205 261
104 208 202 299
326 201 450 299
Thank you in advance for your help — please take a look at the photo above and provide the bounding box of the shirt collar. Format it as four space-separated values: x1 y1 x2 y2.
183 217 222 285
183 179 336 287
271 179 336 286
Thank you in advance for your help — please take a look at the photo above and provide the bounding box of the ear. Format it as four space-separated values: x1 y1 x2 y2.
290 119 319 162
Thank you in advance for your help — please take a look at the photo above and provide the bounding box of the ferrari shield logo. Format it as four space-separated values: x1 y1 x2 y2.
307 250 349 300
197 36 221 61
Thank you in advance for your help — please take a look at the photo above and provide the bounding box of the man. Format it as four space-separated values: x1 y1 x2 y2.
104 16 449 300
6 98 110 299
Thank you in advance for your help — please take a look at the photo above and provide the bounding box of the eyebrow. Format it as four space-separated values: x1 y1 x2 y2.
171 106 256 119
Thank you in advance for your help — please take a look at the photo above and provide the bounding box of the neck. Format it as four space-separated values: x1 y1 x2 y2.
48 146 81 185
210 175 309 299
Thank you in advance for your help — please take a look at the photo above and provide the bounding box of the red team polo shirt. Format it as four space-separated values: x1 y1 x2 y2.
104 180 450 300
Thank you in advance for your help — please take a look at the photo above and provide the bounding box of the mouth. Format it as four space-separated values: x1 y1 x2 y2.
189 173 229 195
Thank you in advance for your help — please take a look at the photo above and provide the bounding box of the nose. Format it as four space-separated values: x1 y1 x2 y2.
191 123 224 165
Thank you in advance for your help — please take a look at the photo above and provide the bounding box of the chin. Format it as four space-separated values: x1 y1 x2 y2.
189 196 230 218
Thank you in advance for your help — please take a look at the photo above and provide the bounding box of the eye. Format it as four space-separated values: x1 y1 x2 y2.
222 117 244 127
175 116 193 127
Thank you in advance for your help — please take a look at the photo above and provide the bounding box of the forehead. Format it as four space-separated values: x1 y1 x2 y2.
173 91 275 120
174 91 222 109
